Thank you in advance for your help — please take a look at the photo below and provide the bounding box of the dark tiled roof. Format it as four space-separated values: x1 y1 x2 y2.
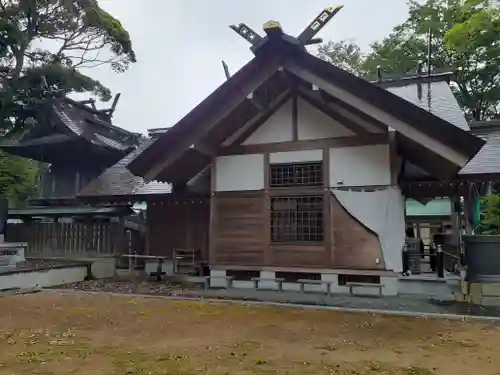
385 81 469 131
52 98 140 152
460 128 500 176
78 140 210 200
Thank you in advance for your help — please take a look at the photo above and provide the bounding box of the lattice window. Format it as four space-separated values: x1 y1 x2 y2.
270 162 323 187
271 196 324 242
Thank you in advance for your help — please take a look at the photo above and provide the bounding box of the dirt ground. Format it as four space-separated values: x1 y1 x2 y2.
0 292 499 375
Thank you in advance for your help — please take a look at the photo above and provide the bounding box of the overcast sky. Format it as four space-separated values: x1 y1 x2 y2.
87 0 410 135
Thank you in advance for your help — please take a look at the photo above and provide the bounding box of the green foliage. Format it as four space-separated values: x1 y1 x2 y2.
0 0 136 205
317 40 366 75
0 0 136 132
478 195 500 235
0 150 38 207
318 0 500 120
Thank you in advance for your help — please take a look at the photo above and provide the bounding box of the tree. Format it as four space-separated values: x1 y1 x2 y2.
478 195 500 235
0 151 37 207
0 0 136 133
317 40 367 76
0 0 136 206
318 0 500 120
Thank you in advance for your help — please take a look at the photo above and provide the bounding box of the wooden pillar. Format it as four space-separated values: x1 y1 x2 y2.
450 194 461 248
145 203 151 255
462 184 473 235
208 159 217 266
322 147 332 266
185 202 194 250
263 153 271 266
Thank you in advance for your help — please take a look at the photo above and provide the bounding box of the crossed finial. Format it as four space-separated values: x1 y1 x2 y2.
229 6 343 47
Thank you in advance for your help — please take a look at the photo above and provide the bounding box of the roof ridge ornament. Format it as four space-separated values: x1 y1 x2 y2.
228 5 344 52
297 6 343 44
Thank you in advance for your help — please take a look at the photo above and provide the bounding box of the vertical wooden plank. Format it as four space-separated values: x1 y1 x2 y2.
145 203 151 255
463 183 473 235
75 222 82 254
263 153 271 266
185 203 194 250
451 193 460 248
292 91 298 141
70 222 76 255
209 159 217 266
94 223 99 254
108 222 114 255
323 147 332 266
62 222 68 255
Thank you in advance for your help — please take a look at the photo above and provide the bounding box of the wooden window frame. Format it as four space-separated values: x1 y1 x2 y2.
268 161 325 245
269 161 323 188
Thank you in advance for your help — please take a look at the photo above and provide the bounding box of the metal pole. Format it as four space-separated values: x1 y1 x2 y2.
402 243 409 274
437 244 444 278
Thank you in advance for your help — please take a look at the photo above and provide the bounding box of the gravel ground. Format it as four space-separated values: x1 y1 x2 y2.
54 277 500 318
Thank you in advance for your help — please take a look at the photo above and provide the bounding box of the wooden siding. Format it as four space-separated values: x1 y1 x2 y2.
210 192 385 270
212 195 265 265
269 243 327 267
147 202 209 261
330 194 386 270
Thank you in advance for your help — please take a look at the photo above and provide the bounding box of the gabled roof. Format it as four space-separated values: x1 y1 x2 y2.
127 24 484 184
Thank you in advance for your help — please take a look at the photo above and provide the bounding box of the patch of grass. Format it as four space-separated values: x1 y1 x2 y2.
0 293 497 375
110 351 193 375
405 366 436 375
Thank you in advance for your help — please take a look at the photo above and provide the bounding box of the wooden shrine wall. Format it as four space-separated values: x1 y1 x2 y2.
147 201 209 262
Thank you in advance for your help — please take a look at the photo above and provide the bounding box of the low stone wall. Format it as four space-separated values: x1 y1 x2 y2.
28 256 117 279
467 283 500 307
0 265 88 291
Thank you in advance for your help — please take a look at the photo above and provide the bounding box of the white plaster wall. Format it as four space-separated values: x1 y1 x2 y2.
297 97 354 140
270 149 322 164
329 144 391 187
215 154 264 191
243 100 293 145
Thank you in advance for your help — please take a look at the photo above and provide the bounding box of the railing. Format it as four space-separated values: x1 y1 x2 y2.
402 240 463 278
172 249 199 275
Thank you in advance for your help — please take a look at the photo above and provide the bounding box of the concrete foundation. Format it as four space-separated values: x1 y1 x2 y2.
209 268 401 297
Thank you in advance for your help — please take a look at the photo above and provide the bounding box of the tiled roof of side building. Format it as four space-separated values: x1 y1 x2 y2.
460 124 500 176
384 81 470 131
77 139 210 200
52 98 141 152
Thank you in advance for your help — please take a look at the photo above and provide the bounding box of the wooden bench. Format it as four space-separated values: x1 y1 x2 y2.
346 282 383 297
122 254 168 281
251 277 285 291
203 276 234 290
297 279 334 295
